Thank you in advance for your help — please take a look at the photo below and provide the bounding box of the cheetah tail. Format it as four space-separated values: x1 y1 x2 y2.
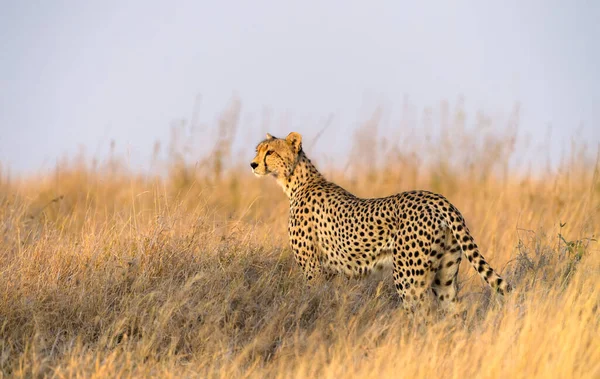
450 226 511 296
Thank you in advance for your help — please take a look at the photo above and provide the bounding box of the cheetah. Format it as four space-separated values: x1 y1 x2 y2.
251 132 511 311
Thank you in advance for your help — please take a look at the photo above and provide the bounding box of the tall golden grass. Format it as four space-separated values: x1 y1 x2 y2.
0 102 598 378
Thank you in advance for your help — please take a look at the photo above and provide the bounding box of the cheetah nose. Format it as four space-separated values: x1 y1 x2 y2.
250 162 258 169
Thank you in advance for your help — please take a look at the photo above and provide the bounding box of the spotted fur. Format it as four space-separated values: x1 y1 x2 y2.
251 132 510 310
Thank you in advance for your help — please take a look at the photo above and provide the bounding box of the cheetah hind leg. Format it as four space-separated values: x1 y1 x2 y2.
431 230 462 316
392 234 436 314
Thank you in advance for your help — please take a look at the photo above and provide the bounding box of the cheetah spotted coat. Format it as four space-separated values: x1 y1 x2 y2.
251 132 510 310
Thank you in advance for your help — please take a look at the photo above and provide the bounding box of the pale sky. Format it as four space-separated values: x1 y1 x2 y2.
0 1 598 173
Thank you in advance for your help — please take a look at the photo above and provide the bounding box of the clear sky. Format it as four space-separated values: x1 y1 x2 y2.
1 0 598 173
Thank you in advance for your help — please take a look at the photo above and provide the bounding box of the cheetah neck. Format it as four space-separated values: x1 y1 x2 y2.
276 151 324 198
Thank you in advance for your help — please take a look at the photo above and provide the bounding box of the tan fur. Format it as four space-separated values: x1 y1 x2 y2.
251 132 510 311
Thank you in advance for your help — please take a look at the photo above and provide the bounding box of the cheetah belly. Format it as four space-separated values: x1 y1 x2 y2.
317 240 394 278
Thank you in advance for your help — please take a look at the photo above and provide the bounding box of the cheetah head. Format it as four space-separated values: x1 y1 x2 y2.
251 132 302 177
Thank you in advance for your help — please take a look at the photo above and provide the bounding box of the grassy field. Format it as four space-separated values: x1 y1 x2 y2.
1 107 599 378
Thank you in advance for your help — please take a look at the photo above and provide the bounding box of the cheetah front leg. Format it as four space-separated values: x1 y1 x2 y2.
288 208 321 281
290 243 321 281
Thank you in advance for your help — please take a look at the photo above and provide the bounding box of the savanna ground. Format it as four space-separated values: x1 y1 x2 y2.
1 102 599 378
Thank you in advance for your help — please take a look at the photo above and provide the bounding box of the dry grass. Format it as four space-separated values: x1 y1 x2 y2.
0 104 599 378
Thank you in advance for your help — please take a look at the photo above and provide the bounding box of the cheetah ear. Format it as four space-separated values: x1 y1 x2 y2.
285 132 302 153
266 133 275 140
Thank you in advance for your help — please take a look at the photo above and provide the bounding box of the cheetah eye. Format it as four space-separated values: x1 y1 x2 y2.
265 150 273 156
